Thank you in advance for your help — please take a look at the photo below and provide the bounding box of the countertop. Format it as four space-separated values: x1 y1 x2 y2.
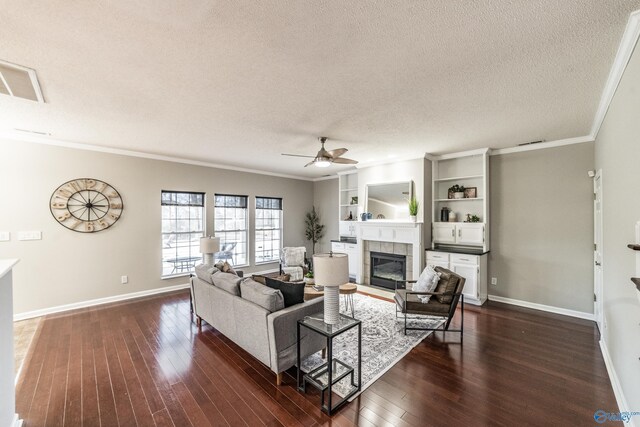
428 247 489 256
331 238 358 244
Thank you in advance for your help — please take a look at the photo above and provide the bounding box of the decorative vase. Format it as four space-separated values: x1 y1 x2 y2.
304 277 315 285
409 215 417 223
454 192 464 199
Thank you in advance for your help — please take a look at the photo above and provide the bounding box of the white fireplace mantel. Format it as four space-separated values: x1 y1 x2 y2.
356 221 423 284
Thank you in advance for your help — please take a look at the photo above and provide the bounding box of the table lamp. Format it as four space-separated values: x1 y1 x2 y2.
313 252 349 324
200 236 220 266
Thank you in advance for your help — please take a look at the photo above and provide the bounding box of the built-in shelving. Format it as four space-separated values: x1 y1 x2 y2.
431 148 490 252
338 170 359 226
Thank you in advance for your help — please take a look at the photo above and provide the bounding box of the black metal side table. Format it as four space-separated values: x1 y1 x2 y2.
297 313 361 415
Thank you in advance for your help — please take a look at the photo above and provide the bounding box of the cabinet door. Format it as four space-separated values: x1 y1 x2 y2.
339 222 350 237
456 223 485 245
432 223 456 244
345 244 359 277
451 263 479 301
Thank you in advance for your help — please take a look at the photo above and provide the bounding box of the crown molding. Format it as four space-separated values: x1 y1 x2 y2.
0 130 317 181
355 154 426 169
490 136 593 156
590 10 640 140
312 174 339 182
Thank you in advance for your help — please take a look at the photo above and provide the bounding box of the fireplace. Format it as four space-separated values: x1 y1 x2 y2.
370 251 406 290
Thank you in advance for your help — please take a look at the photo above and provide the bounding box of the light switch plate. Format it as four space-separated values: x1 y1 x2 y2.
17 231 42 241
0 232 10 242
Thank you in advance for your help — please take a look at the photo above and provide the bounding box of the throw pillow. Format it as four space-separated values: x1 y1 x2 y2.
412 265 441 303
264 277 305 307
252 274 291 285
433 268 459 304
214 261 236 275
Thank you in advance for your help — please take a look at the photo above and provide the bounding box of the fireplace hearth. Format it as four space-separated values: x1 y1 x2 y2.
370 251 406 290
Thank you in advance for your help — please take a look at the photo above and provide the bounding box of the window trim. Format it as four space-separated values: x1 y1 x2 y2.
214 193 249 267
254 196 283 264
161 190 206 278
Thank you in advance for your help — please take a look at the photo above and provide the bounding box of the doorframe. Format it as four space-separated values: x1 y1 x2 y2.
593 169 604 335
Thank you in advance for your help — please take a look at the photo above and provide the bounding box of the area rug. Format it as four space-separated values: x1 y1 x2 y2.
300 292 444 399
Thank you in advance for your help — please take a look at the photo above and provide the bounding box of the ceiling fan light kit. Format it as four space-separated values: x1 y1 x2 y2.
282 137 358 168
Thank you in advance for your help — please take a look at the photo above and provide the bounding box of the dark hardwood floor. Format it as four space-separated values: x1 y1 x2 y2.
15 290 618 426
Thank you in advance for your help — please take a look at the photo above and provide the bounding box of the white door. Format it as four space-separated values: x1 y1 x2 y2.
456 223 485 245
594 170 604 335
433 223 456 244
451 263 478 301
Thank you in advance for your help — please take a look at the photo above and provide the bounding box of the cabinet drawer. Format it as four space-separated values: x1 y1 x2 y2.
427 252 449 262
450 253 479 265
345 244 358 251
331 242 346 252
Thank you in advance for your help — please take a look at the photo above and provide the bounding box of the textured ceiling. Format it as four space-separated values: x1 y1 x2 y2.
1 1 639 178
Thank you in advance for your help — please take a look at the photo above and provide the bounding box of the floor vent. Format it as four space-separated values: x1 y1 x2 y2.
0 60 44 103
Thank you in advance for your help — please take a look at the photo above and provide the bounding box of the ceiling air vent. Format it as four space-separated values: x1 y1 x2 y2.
0 60 44 103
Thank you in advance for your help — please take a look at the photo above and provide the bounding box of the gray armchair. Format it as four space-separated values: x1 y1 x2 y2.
394 266 465 343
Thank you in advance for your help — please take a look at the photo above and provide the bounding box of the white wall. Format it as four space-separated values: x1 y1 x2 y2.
0 141 314 315
489 143 595 314
594 39 640 413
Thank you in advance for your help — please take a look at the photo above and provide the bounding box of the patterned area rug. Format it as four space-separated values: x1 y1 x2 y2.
300 293 444 399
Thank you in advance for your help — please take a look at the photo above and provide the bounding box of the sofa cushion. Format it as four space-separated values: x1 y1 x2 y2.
240 279 285 312
194 264 219 285
212 271 243 296
433 267 459 304
265 277 305 307
395 289 450 314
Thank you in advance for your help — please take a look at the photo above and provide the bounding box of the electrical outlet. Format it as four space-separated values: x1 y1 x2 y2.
0 232 10 242
491 277 498 286
121 275 128 284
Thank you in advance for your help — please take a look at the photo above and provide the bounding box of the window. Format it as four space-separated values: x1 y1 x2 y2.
161 191 205 277
214 194 248 266
255 196 283 263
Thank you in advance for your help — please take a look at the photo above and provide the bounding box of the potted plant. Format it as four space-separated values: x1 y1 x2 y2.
448 184 466 199
408 197 419 222
304 271 315 285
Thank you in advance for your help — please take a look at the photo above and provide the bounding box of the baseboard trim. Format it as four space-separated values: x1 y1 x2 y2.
488 295 594 321
599 340 637 427
13 283 190 321
13 414 23 427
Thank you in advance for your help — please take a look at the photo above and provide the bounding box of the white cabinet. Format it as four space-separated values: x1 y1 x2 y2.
456 223 485 246
432 223 484 246
426 250 487 306
339 221 358 238
331 241 359 279
432 223 456 244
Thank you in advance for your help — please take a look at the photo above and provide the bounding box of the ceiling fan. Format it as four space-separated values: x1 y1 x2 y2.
281 137 358 168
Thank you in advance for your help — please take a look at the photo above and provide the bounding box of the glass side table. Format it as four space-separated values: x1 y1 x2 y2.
297 313 361 415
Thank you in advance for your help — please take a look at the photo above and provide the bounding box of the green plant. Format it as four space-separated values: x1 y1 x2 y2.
469 214 481 223
408 197 419 216
305 271 314 279
304 206 325 255
448 184 466 193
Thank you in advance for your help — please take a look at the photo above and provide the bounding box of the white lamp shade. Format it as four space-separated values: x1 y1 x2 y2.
200 236 220 254
313 253 348 287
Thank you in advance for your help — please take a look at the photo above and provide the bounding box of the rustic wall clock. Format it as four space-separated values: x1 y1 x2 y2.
50 178 123 233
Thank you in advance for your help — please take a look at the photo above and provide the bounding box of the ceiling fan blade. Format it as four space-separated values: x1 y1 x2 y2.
332 157 358 165
304 159 317 167
327 148 348 158
282 153 316 158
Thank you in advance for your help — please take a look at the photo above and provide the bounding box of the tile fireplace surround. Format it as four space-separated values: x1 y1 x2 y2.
357 221 424 286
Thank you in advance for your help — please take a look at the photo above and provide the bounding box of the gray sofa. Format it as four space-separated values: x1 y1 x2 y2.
190 267 325 385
